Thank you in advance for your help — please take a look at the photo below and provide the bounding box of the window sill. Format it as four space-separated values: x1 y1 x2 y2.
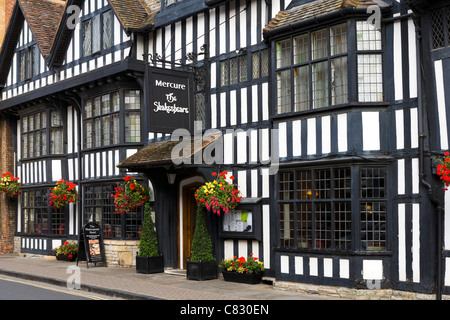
81 142 144 153
271 102 391 121
19 154 66 162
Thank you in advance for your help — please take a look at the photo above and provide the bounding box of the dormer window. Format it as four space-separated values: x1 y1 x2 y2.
274 20 383 115
18 44 39 82
82 9 113 57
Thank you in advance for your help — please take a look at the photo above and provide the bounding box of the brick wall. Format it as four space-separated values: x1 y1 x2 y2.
0 116 16 254
0 0 17 254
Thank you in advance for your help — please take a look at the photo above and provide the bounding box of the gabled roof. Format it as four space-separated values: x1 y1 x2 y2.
109 0 159 31
0 0 66 85
47 0 160 68
0 0 160 85
18 0 66 57
263 0 391 38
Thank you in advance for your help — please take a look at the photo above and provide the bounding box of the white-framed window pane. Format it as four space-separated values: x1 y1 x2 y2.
312 28 328 60
356 21 382 51
240 54 248 81
357 54 383 102
277 70 291 113
220 60 229 86
83 19 92 56
331 23 348 55
230 57 238 85
294 65 309 112
94 118 101 147
51 129 63 154
102 116 111 146
102 10 113 49
125 90 141 110
92 15 101 53
276 39 291 68
84 120 92 149
102 94 110 114
125 112 141 143
312 61 328 109
294 34 309 64
331 57 348 105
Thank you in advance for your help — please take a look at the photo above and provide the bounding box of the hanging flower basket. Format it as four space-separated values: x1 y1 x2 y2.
112 176 151 214
195 171 242 215
435 152 450 191
49 180 78 209
0 172 21 199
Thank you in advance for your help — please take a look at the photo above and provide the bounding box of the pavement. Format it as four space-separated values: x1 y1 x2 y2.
0 253 344 301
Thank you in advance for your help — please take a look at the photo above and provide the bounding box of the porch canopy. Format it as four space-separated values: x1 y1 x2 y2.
117 132 222 172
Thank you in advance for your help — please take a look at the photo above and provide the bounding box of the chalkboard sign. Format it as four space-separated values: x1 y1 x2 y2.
77 222 106 268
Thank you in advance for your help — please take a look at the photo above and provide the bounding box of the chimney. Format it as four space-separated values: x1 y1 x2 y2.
0 0 16 46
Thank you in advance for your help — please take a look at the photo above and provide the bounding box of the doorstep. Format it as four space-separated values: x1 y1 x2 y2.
164 269 187 277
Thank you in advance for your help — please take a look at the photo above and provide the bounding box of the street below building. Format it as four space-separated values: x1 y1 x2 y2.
0 275 121 300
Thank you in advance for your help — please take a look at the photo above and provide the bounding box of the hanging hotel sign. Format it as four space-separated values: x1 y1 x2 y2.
147 66 194 134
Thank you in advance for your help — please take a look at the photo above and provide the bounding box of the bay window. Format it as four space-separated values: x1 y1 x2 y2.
82 9 113 57
84 182 143 239
21 110 63 159
275 20 383 114
83 89 142 149
278 166 387 252
22 188 65 236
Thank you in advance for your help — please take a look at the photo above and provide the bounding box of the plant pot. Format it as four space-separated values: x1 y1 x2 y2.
136 254 164 274
56 253 77 262
186 259 217 281
222 270 263 284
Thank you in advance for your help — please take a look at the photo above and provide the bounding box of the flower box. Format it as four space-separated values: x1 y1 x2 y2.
56 253 77 262
222 271 263 284
186 260 218 281
136 254 164 274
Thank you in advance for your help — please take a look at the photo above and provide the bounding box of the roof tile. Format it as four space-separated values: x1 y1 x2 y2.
264 0 380 33
18 0 65 57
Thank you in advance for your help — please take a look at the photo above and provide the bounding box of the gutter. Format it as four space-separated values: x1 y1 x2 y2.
263 5 391 40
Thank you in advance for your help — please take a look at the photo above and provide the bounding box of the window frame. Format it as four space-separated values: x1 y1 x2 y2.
17 43 40 83
82 88 143 150
219 47 269 88
83 181 144 240
81 8 114 58
21 109 64 160
21 188 66 236
277 165 389 253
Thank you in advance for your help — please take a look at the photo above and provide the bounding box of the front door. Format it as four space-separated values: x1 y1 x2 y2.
179 182 201 269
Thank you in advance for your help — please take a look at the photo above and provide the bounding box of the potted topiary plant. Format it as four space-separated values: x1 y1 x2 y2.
186 205 217 281
113 176 163 274
136 202 164 274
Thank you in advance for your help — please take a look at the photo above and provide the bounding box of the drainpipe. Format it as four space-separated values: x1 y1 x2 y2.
411 6 444 300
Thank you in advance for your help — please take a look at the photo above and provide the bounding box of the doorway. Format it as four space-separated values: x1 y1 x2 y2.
178 176 203 269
